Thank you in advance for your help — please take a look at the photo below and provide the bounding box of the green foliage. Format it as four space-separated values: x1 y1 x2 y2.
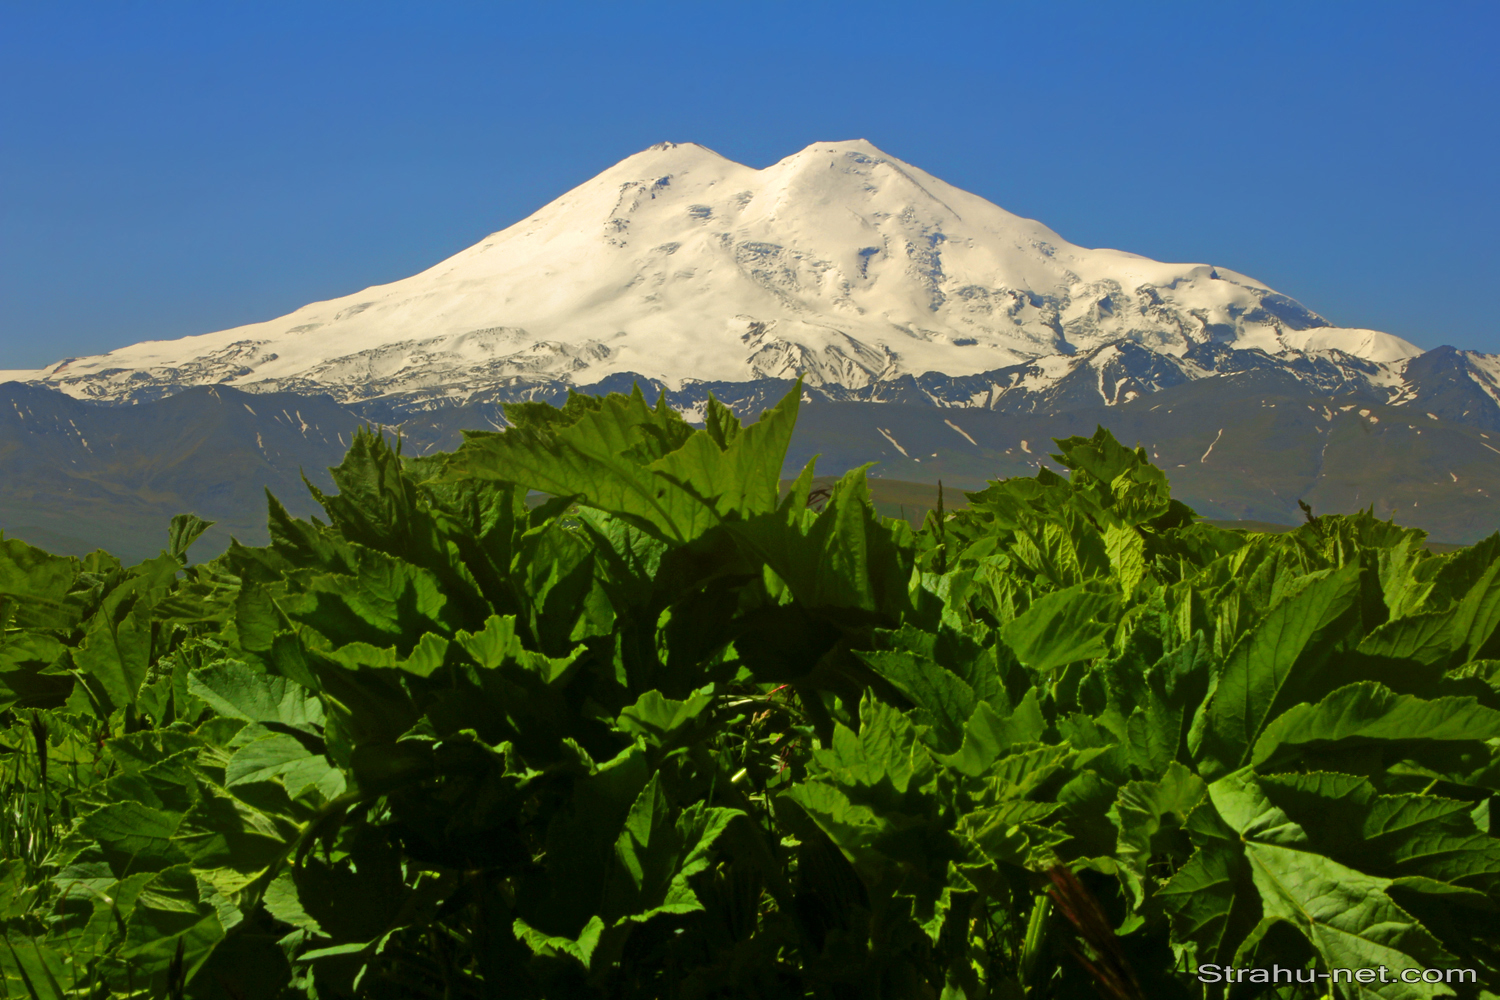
0 397 1497 998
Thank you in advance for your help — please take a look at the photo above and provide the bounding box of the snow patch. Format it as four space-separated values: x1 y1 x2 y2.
876 427 909 457
1200 429 1224 463
943 418 978 446
1280 327 1422 363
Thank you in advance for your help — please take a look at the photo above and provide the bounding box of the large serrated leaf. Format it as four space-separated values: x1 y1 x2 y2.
0 537 80 630
1257 771 1500 887
1192 564 1361 779
188 659 324 729
77 801 190 876
1251 681 1500 770
855 646 976 754
450 384 799 545
615 687 714 745
171 783 299 878
74 603 153 709
1159 840 1262 969
999 582 1119 672
728 464 914 615
120 864 226 980
605 774 742 924
1244 843 1457 999
1110 761 1207 908
937 690 1046 779
225 732 346 804
1173 772 1467 996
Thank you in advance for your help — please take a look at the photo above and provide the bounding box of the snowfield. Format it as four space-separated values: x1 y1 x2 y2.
6 139 1446 407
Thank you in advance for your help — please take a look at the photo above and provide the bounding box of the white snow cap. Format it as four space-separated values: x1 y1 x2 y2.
1280 327 1422 363
17 139 1428 402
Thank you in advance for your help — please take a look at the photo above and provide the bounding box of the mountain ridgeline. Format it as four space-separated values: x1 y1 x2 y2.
5 347 1500 561
3 139 1499 553
0 139 1444 404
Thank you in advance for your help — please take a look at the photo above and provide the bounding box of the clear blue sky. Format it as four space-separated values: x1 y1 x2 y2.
2 1 1496 370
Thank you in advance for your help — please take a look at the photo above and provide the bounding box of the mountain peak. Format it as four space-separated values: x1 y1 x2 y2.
637 140 724 158
785 137 895 159
10 141 1443 406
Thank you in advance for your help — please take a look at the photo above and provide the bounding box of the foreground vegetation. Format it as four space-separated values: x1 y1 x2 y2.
1 384 1498 999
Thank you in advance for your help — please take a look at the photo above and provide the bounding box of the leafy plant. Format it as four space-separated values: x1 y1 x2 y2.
0 384 1496 998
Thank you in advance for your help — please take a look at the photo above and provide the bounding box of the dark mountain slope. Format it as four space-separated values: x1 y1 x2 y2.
6 371 1500 558
1 383 366 560
786 373 1500 542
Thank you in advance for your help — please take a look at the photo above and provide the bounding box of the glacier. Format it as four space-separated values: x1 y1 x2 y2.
11 138 1477 417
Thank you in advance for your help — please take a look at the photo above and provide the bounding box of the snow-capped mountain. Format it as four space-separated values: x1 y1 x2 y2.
5 138 1457 413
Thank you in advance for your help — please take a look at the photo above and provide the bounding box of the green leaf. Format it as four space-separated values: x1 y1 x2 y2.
812 694 933 795
513 914 606 969
1009 515 1106 589
188 659 324 730
999 582 1119 672
308 427 426 551
728 464 914 615
1257 771 1500 887
168 513 215 566
105 729 206 775
289 547 455 653
263 869 327 937
226 732 346 803
615 687 714 745
451 383 799 545
453 613 524 669
273 839 407 947
976 744 1074 806
936 690 1045 778
171 783 299 879
958 799 1068 869
0 634 74 712
1110 761 1207 908
1192 564 1361 779
1165 772 1465 992
0 934 70 1000
1359 609 1459 668
609 773 679 912
646 390 801 524
519 744 651 938
604 774 742 924
454 613 579 684
1243 837 1455 993
1391 876 1495 908
1252 681 1500 770
779 781 884 860
1452 557 1500 661
121 864 227 979
234 582 285 655
0 537 79 630
1051 427 1175 524
74 603 153 709
1377 533 1441 621
77 800 189 875
1104 523 1147 597
1159 840 1263 969
856 647 977 754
